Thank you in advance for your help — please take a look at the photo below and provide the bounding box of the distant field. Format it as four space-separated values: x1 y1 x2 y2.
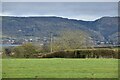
2 58 118 78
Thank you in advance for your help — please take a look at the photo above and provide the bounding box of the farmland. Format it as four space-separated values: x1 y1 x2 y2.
2 58 118 78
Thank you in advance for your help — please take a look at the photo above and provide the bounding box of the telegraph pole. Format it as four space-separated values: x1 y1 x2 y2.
50 32 53 53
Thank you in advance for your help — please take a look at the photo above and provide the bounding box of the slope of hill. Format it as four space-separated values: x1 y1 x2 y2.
2 16 119 42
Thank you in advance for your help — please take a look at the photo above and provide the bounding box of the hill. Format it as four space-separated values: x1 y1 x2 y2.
2 16 119 43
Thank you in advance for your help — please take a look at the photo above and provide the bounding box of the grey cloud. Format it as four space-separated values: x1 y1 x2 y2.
2 2 118 20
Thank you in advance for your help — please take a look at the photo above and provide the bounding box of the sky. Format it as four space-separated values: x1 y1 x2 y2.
1 2 118 21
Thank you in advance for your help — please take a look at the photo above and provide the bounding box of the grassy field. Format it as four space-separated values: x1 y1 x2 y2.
2 58 118 78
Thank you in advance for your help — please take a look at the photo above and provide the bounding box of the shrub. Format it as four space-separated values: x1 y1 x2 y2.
41 49 119 59
12 43 38 58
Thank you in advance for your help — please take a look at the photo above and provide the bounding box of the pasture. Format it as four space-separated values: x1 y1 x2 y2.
2 58 118 78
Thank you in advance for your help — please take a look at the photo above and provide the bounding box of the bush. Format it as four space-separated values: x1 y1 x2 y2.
41 49 119 59
12 46 25 58
12 43 38 58
2 47 12 58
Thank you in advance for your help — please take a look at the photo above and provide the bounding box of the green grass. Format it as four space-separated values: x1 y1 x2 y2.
2 58 118 78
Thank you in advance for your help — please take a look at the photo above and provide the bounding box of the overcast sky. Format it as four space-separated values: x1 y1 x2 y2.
2 2 118 21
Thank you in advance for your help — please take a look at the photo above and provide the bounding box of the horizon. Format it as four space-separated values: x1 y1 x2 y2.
1 15 118 21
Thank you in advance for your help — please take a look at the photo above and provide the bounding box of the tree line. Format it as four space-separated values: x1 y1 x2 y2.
2 29 119 58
